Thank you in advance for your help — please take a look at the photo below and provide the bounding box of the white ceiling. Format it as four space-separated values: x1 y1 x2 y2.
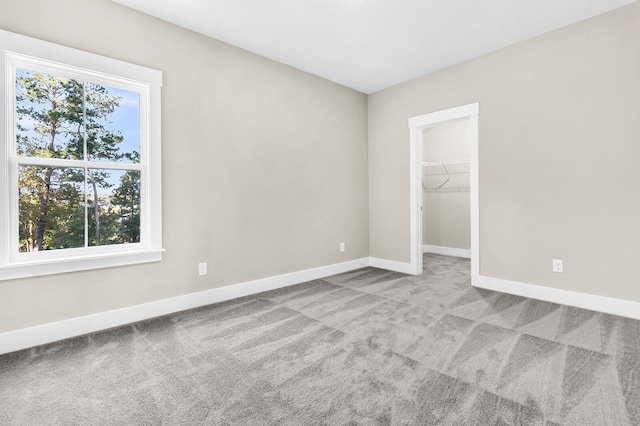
112 0 637 93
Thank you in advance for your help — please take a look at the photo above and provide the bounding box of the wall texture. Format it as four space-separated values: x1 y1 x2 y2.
422 121 470 250
369 2 640 302
0 0 369 332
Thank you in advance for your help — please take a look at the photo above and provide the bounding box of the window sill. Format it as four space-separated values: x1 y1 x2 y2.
0 249 164 281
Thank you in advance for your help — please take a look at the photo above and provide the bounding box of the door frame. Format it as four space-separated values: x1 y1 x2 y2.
408 103 479 280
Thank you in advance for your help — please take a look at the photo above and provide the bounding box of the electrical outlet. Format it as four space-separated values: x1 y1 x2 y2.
552 259 563 273
198 262 208 276
340 242 345 252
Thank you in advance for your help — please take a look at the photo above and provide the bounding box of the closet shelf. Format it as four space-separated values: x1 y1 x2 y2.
422 159 470 191
422 159 469 167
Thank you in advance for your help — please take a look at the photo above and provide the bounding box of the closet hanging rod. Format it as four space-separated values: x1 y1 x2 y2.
424 171 469 177
424 187 470 193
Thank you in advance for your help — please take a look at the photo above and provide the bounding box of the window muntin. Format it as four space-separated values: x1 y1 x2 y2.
0 29 162 279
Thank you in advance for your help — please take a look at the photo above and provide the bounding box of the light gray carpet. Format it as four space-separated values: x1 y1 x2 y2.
1 254 639 425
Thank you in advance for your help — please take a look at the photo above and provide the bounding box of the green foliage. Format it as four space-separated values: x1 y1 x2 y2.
16 70 140 252
111 171 141 243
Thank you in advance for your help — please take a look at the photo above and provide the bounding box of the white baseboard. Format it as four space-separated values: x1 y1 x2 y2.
369 257 414 274
473 275 640 321
423 245 471 259
0 258 370 355
10 256 636 355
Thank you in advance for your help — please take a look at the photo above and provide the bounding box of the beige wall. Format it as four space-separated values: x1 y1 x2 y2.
0 0 369 332
369 2 640 301
422 121 470 250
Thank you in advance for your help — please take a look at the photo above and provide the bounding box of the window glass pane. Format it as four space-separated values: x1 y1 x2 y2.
87 169 141 246
19 166 85 252
86 84 140 164
15 69 84 160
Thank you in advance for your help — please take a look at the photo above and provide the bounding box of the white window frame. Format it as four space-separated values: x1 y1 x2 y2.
0 29 163 280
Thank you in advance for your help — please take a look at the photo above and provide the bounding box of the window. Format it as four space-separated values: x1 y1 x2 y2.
0 30 163 280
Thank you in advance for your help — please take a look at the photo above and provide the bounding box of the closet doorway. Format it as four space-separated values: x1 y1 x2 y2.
422 121 471 258
408 103 479 280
